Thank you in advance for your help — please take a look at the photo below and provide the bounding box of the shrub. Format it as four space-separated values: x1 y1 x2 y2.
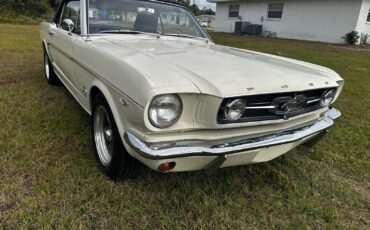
342 31 360 45
0 0 52 16
360 33 370 46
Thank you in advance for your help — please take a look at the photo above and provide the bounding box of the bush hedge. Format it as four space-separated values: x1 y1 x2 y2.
0 0 59 23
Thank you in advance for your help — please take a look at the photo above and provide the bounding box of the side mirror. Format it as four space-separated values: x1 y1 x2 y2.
62 19 75 35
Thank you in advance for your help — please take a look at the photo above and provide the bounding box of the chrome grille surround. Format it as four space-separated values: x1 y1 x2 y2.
218 88 336 124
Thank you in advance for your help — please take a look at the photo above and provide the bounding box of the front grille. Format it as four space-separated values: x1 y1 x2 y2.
217 88 336 124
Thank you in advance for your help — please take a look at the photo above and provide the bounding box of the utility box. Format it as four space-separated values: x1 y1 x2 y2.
245 24 263 35
234 21 250 34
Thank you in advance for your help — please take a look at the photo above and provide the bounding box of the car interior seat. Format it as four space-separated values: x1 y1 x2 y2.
133 13 158 33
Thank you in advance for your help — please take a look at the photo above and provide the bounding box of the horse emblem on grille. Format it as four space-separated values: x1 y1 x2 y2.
271 95 307 119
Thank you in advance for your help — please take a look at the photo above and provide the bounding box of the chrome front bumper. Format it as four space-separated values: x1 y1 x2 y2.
125 108 341 161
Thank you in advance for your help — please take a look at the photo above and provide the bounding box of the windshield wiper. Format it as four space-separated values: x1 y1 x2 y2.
98 30 206 40
160 33 196 39
98 29 143 34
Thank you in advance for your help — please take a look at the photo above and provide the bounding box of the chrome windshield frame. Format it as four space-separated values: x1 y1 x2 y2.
82 0 213 42
81 0 89 36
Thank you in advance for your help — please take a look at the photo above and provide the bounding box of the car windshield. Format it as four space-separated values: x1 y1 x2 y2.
88 0 209 39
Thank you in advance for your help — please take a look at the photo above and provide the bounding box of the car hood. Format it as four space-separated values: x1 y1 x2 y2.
91 37 342 98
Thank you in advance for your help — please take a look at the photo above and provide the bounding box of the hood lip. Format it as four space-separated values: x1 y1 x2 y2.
146 84 340 102
216 85 340 99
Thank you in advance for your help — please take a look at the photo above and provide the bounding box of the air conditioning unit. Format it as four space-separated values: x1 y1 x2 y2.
234 21 250 34
245 24 263 35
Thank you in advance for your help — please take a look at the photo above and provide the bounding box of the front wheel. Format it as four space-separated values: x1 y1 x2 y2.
91 93 141 181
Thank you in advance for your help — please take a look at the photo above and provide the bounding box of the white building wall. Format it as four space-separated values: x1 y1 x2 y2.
214 0 364 43
355 0 370 35
215 1 245 32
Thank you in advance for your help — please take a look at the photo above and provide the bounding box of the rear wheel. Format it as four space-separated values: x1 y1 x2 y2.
43 46 60 85
91 93 141 181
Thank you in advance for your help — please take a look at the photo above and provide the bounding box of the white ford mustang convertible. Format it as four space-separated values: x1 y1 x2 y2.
40 0 343 180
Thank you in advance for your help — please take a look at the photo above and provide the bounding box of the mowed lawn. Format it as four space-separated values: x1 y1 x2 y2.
0 24 369 228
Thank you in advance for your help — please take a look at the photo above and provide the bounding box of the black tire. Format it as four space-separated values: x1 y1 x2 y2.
43 46 60 85
91 93 141 181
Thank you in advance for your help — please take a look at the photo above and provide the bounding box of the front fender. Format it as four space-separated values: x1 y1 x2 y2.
89 79 146 146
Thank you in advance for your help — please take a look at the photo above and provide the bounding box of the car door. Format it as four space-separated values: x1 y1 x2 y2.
48 0 81 93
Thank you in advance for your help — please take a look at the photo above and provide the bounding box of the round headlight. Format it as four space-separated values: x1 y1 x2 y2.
320 90 336 107
224 99 246 121
148 94 182 128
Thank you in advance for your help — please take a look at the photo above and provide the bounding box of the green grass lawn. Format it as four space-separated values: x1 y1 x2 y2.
0 24 369 229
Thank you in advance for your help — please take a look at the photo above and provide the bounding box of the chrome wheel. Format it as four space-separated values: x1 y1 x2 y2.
94 105 113 166
91 94 142 180
44 52 50 80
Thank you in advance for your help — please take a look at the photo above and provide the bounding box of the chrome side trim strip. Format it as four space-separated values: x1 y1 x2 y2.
307 98 321 104
125 108 341 160
245 106 276 109
244 99 320 109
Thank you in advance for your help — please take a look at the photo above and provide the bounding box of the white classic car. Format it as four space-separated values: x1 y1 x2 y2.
40 0 343 180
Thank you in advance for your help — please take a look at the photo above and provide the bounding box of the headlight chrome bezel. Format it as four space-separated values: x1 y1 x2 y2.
320 89 336 107
224 99 246 121
148 94 183 129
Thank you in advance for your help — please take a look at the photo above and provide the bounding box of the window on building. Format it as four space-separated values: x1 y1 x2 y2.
229 5 239 18
267 3 284 19
367 9 370 22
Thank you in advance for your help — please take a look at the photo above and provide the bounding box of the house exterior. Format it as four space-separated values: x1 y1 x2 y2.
196 14 216 28
207 0 370 43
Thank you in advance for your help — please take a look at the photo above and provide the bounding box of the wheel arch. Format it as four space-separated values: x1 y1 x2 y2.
89 85 102 108
89 83 142 180
42 40 50 55
89 81 127 140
